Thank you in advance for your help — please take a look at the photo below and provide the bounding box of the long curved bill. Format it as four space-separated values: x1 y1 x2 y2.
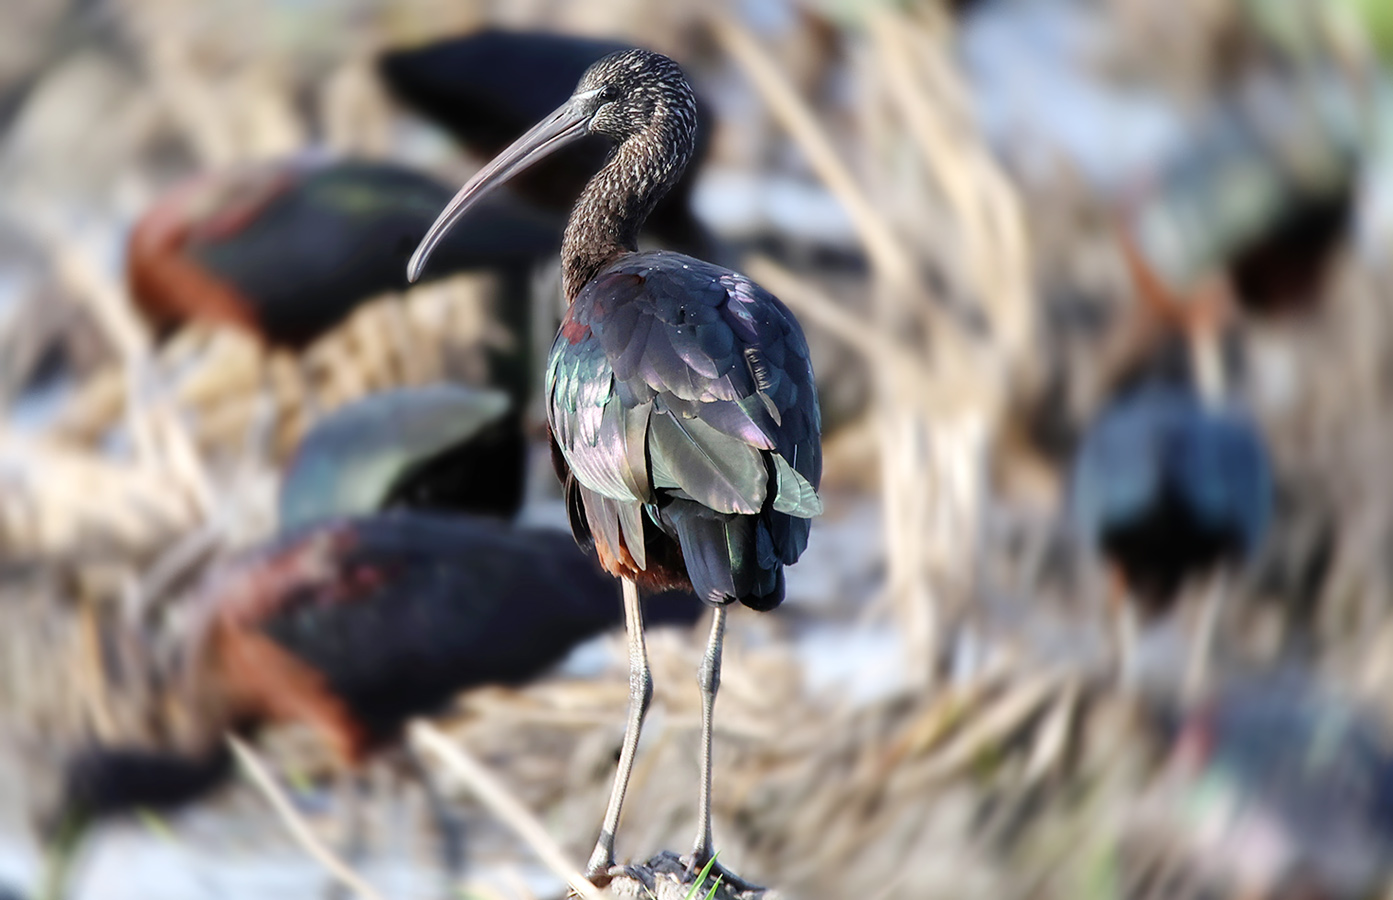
407 99 593 282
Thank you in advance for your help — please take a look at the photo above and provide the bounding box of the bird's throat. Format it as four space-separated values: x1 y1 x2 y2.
561 125 684 301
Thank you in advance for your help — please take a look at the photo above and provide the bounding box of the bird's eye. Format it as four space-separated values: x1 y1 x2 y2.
599 85 619 103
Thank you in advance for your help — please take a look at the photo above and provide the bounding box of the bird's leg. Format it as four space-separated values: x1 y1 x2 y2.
293 352 324 424
325 772 369 900
683 605 758 893
1107 570 1138 693
400 744 466 886
1185 572 1225 701
587 578 652 881
689 605 726 872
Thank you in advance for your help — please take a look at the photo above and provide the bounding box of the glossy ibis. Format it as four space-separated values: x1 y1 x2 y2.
379 29 720 261
37 512 703 899
1127 73 1358 317
1130 678 1393 899
408 50 823 883
127 156 562 352
278 383 525 530
1069 236 1272 694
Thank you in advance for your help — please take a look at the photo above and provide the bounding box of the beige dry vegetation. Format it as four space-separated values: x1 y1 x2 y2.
1 0 1392 898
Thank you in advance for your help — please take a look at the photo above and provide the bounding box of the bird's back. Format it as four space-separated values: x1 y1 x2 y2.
548 251 822 611
1070 383 1271 602
186 162 560 347
192 513 646 755
379 30 631 148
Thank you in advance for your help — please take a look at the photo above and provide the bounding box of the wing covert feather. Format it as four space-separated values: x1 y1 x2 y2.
547 251 822 527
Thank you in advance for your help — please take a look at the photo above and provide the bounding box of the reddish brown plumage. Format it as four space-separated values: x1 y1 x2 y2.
35 511 706 855
127 159 565 351
583 506 693 595
1118 227 1234 339
127 224 259 340
550 430 693 594
127 164 296 341
174 512 702 770
1093 228 1238 395
182 525 377 765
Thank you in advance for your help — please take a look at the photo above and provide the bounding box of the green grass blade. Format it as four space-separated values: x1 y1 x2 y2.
137 808 176 842
683 854 721 900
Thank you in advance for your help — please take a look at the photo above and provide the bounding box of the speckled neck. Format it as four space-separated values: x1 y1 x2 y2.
561 114 693 301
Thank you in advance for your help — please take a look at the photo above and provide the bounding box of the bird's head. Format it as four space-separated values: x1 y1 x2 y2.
572 49 697 146
408 49 697 282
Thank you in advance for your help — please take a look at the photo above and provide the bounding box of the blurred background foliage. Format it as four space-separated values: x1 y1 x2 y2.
2 0 1393 898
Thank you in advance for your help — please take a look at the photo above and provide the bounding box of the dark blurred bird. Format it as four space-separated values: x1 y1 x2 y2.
127 156 563 352
278 383 525 531
1070 234 1272 694
1127 678 1393 899
407 50 822 885
36 512 703 899
379 29 720 261
1126 71 1358 317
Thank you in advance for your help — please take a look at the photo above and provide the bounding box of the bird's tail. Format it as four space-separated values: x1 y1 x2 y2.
53 743 234 831
663 500 783 611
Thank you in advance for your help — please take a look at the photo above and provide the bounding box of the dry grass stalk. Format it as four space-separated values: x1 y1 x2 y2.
228 736 390 900
869 10 1032 365
711 11 944 674
31 217 150 364
708 13 918 291
715 8 1034 678
408 720 606 900
0 426 199 559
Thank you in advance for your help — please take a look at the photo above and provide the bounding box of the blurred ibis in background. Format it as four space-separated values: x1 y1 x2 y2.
407 50 822 885
37 512 703 899
1069 233 1272 695
278 382 525 531
1126 71 1360 317
379 29 721 262
1128 677 1393 899
127 156 563 402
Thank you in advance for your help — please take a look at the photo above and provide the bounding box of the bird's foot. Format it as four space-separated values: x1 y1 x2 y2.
585 848 617 888
586 863 649 890
682 853 763 895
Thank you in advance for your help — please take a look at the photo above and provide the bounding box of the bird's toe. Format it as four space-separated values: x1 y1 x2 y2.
680 855 763 895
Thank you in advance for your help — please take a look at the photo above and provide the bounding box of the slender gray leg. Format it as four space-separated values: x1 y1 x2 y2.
400 745 465 885
587 578 651 879
326 773 367 900
1107 570 1138 693
1185 573 1225 701
294 353 323 424
690 605 727 868
684 607 760 893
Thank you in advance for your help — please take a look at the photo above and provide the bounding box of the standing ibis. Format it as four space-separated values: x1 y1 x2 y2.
278 382 525 531
127 156 563 352
1069 235 1272 694
407 50 823 884
1129 678 1393 899
379 29 720 261
36 512 704 899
